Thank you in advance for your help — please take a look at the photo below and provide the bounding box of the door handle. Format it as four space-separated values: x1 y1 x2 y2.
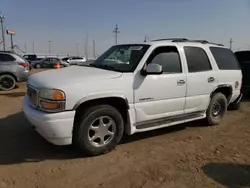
208 77 215 83
177 80 186 85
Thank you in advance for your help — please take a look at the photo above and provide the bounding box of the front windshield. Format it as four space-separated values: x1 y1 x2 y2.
91 44 150 72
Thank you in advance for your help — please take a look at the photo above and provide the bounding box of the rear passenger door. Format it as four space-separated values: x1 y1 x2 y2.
183 46 217 114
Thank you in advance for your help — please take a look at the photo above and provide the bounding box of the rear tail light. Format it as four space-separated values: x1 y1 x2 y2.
19 63 29 69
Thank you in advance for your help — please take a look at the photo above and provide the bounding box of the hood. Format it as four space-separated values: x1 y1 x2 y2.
28 66 122 88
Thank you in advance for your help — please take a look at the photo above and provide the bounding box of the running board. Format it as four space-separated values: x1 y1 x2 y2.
135 111 205 129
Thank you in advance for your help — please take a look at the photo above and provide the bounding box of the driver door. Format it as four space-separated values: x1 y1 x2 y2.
134 45 186 123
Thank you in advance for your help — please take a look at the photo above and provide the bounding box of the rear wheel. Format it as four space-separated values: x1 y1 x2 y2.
36 64 41 69
73 105 124 156
205 92 227 126
0 74 16 91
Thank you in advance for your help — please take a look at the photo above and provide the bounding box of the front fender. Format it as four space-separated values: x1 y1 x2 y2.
72 93 129 110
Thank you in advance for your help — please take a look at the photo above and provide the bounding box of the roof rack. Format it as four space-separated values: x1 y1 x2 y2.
151 38 224 47
188 40 224 46
151 38 188 42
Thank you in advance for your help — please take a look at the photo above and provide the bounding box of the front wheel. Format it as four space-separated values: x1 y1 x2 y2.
205 92 227 126
0 74 16 91
73 105 124 156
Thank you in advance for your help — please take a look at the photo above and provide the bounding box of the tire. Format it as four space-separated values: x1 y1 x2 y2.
0 74 16 91
73 105 124 156
205 92 227 126
36 64 41 69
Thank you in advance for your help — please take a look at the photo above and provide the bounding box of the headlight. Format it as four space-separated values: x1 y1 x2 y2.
38 89 65 112
39 89 65 101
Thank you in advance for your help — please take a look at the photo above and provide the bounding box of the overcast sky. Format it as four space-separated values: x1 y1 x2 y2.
1 0 250 56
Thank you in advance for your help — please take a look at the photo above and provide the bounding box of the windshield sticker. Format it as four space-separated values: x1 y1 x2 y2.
129 46 143 51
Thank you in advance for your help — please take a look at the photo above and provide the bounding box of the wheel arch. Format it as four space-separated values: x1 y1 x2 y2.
73 94 130 134
0 72 18 81
210 84 233 103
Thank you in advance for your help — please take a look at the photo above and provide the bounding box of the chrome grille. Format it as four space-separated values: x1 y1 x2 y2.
27 85 38 106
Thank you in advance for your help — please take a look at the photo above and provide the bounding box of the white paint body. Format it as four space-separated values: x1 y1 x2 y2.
23 41 242 145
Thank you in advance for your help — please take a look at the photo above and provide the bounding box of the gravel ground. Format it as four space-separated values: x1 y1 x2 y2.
0 69 249 188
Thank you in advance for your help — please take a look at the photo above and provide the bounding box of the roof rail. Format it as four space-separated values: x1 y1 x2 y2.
151 38 188 42
172 39 224 47
189 40 224 46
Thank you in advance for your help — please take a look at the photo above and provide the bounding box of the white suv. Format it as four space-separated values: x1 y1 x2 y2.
23 38 242 156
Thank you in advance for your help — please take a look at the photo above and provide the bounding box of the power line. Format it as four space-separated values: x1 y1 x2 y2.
0 12 6 51
113 24 120 44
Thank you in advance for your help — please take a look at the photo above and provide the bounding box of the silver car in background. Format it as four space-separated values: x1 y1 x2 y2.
62 56 86 65
0 51 30 91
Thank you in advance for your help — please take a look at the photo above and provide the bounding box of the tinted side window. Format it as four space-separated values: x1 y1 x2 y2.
0 54 16 61
184 47 212 72
210 47 240 70
148 46 182 73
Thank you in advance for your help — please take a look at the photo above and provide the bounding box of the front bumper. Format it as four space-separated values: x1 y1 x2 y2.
22 96 75 145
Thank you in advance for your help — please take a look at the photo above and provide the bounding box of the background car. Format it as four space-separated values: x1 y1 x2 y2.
62 56 86 65
0 51 30 91
234 50 250 95
31 57 69 68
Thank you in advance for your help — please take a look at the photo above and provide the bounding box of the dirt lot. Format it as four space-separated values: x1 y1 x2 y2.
0 69 250 188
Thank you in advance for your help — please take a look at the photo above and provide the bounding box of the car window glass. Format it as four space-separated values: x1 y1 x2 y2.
148 46 182 73
210 47 240 70
0 54 16 61
184 47 212 72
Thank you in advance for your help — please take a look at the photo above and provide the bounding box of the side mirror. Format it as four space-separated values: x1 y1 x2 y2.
142 64 163 75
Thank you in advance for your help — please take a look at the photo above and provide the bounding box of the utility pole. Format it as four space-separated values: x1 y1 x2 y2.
113 24 120 44
32 42 35 54
0 12 6 51
144 35 150 42
229 38 233 50
84 31 88 60
24 43 27 53
93 40 96 58
48 40 52 55
76 43 79 56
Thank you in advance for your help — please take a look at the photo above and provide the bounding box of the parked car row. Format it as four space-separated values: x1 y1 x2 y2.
22 54 90 69
30 57 70 68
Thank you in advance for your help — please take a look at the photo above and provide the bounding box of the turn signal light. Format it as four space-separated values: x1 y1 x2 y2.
53 90 65 100
40 101 60 110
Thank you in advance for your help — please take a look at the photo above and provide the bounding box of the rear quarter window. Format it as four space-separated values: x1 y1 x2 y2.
0 54 16 62
210 47 240 70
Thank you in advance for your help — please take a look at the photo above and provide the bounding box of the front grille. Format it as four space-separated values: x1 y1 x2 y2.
27 85 38 106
